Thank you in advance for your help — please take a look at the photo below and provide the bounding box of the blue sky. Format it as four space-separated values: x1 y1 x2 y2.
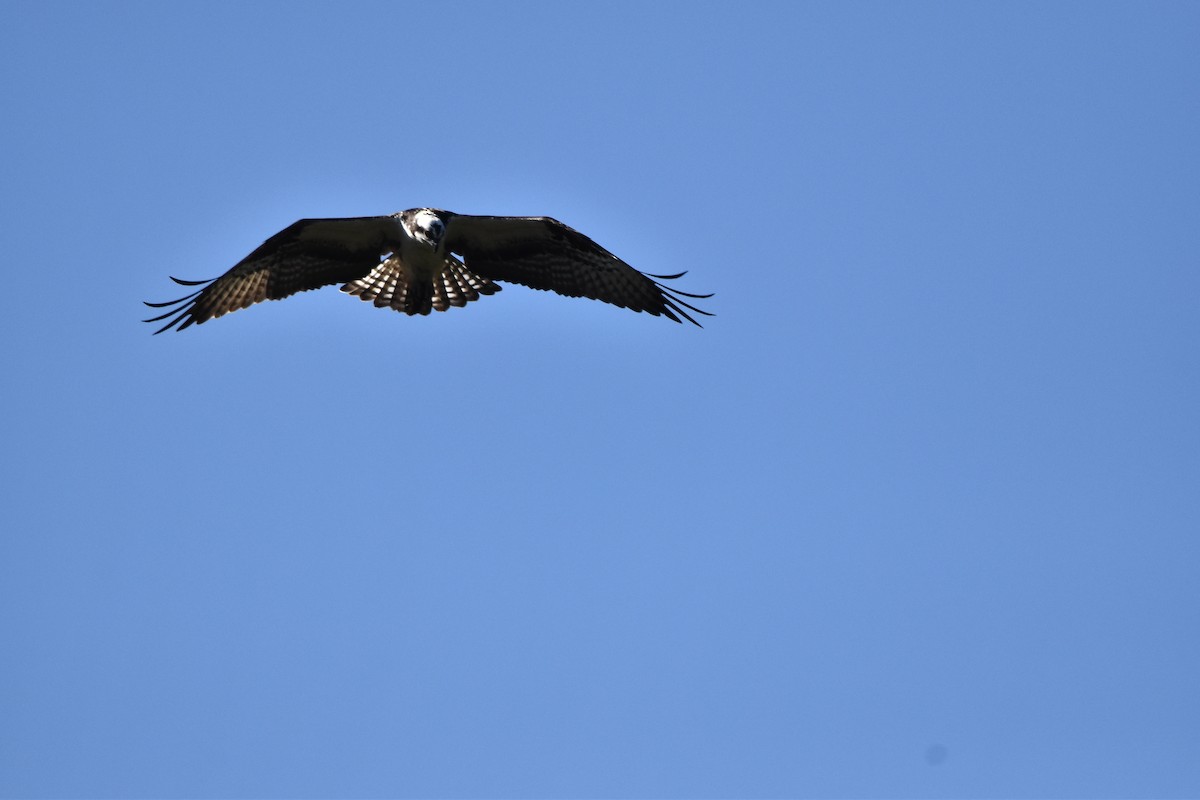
1 1 1198 797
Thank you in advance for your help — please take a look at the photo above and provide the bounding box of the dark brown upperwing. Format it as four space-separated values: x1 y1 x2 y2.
441 214 712 326
144 216 394 333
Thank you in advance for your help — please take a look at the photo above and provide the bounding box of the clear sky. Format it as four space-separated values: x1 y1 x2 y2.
1 1 1197 797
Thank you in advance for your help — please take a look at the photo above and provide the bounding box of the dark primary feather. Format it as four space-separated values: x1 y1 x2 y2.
143 217 392 333
442 214 714 326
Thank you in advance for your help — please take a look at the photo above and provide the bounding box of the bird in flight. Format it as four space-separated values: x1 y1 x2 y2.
144 209 712 333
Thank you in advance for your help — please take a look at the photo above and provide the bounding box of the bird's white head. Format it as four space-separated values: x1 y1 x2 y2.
403 208 447 249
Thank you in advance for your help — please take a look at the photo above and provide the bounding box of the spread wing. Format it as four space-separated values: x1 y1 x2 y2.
144 216 396 333
441 214 713 326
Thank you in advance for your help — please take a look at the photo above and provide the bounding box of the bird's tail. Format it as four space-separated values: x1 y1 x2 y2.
341 256 500 316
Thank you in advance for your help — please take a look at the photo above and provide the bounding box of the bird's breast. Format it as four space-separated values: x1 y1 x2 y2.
395 235 448 281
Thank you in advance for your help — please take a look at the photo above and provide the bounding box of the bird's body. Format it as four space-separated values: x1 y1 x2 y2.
145 208 711 333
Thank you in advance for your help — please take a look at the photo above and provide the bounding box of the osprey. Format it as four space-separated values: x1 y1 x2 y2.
144 209 712 333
